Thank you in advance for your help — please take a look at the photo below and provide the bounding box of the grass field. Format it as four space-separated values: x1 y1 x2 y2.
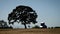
0 28 60 34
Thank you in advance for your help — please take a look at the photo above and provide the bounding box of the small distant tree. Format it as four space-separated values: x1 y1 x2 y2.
28 25 30 28
8 5 38 29
0 20 13 29
0 20 8 28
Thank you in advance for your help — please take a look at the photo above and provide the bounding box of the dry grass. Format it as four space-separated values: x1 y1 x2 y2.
0 28 60 34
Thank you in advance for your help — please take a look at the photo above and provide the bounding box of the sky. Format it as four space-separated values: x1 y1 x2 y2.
0 0 60 28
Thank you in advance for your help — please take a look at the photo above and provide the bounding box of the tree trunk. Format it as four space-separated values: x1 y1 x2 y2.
24 23 27 29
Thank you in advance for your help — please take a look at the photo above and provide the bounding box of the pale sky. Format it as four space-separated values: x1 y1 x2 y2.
0 0 60 28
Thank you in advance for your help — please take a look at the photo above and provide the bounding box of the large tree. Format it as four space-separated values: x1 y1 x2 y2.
8 5 38 29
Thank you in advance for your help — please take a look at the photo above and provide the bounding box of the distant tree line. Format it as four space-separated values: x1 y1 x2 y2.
48 27 60 29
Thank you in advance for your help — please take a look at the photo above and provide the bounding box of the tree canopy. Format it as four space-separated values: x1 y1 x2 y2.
8 5 38 29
